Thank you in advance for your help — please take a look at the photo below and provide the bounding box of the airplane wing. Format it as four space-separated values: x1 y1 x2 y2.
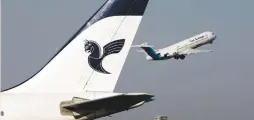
179 49 213 55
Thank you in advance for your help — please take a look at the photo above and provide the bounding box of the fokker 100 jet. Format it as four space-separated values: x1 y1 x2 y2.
0 0 153 120
132 31 216 60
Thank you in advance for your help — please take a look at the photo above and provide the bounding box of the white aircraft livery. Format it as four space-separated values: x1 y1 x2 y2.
132 31 216 60
0 0 153 120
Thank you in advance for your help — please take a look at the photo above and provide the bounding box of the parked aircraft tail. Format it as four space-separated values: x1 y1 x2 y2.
2 0 150 93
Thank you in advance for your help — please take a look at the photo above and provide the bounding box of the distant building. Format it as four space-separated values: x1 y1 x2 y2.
155 115 168 120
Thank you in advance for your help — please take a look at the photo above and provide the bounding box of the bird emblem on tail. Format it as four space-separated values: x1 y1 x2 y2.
84 39 125 74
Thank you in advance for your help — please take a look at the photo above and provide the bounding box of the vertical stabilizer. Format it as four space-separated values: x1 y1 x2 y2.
2 0 150 93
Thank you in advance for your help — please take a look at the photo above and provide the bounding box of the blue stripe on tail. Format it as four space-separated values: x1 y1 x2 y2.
141 47 163 60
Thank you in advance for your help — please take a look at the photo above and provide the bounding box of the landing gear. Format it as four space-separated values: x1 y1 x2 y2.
179 55 185 60
174 56 179 60
174 55 185 60
164 53 169 58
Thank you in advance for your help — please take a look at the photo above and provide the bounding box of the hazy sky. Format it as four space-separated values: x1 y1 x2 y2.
2 0 254 120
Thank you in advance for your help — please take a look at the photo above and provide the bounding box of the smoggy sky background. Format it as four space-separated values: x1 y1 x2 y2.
2 0 254 120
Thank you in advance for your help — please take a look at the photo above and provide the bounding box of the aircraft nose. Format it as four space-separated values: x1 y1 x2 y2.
209 32 216 40
212 33 216 40
213 35 216 39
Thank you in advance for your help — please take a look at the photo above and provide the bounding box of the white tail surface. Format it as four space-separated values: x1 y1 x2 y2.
3 0 150 93
82 16 143 92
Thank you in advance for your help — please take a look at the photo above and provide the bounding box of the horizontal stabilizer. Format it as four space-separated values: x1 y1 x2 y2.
136 49 145 52
131 42 154 48
132 45 154 48
63 93 154 112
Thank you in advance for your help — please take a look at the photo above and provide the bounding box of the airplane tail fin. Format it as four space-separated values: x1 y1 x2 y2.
132 42 160 60
3 0 150 93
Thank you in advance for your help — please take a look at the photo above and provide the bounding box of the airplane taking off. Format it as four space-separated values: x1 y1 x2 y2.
0 0 152 120
132 31 216 60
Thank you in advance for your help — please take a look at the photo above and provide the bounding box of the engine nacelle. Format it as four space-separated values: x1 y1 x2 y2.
163 53 169 58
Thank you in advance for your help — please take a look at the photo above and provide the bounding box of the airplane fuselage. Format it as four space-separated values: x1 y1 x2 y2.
147 31 216 60
0 92 114 120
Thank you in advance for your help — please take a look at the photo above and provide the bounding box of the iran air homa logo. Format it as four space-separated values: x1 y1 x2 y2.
84 39 125 74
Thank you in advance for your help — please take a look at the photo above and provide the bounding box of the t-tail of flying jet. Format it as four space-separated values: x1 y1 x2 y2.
132 31 216 61
1 0 153 120
132 42 162 60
